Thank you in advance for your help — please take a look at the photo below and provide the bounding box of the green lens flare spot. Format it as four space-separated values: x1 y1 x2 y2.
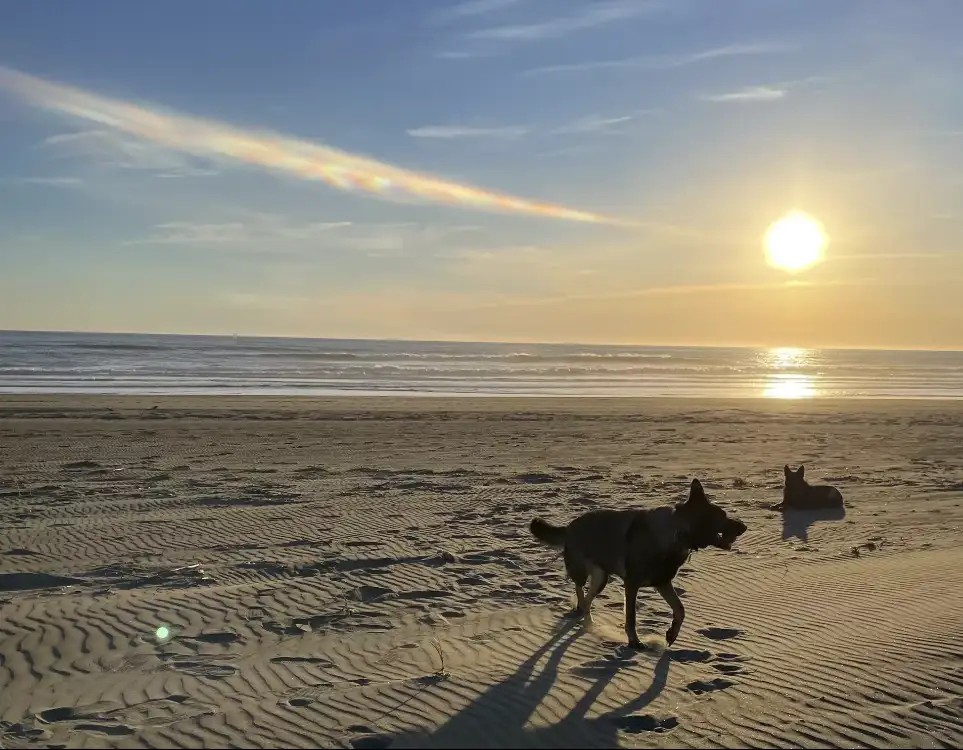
156 626 170 641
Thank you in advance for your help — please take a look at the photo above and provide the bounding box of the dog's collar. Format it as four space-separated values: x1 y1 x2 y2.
672 509 699 553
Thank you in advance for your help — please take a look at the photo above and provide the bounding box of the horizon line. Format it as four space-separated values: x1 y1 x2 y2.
2 328 961 354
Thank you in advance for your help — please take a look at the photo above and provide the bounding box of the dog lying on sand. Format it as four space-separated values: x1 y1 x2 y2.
530 478 747 648
775 464 844 510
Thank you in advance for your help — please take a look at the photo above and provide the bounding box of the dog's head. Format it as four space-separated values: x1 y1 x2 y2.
680 478 747 551
783 464 808 502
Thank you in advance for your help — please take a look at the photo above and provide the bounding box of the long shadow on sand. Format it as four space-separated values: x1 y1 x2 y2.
391 619 672 749
781 505 847 542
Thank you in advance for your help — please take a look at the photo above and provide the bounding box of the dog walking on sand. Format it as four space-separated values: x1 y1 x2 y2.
529 478 747 648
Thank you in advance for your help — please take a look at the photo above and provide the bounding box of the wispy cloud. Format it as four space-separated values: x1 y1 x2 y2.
4 176 83 188
526 42 792 76
43 129 219 178
0 65 629 226
671 42 794 68
131 217 357 247
133 222 250 246
468 0 664 42
431 0 524 24
551 114 635 136
700 85 787 103
128 216 487 259
409 113 644 142
406 125 529 139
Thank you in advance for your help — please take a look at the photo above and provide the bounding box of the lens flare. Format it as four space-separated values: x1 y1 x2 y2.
0 66 633 226
155 626 170 641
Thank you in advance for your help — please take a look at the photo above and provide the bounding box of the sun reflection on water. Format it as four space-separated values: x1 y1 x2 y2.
763 374 817 399
761 348 818 398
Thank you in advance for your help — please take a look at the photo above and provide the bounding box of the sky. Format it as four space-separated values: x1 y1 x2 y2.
1 0 961 349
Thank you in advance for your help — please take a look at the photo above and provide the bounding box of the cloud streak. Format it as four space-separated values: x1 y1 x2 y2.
4 176 83 187
526 42 792 76
0 66 628 226
468 0 663 42
44 128 218 177
406 125 529 139
432 0 524 24
701 85 787 103
551 114 635 135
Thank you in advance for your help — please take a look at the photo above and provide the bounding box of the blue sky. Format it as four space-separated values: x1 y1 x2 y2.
1 0 961 348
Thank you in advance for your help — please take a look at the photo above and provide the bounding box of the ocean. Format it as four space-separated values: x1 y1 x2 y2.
1 330 961 399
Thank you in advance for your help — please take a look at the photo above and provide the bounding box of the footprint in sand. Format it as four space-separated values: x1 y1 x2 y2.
395 589 453 601
697 627 743 641
614 715 679 734
34 703 140 737
351 585 396 603
164 661 236 679
270 656 335 666
669 649 713 664
178 631 240 646
686 677 735 695
713 663 745 675
348 727 393 749
38 705 120 724
73 723 135 736
0 722 51 744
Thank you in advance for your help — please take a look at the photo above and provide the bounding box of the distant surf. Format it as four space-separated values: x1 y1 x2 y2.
1 330 961 399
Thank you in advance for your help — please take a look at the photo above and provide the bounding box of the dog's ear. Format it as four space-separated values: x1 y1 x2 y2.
798 465 806 478
688 478 708 504
783 464 791 479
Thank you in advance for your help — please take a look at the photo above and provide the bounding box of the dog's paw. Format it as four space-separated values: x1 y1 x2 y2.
563 608 582 619
627 639 645 650
664 629 679 646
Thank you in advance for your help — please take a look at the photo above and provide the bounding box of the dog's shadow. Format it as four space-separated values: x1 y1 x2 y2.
778 505 847 542
389 617 673 748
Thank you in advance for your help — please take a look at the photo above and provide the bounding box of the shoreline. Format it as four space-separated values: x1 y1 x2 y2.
5 393 963 406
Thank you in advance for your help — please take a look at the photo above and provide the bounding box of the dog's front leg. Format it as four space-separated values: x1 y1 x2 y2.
655 582 685 646
623 580 642 649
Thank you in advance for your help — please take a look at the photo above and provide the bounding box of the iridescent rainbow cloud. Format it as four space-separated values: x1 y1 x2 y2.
0 66 632 226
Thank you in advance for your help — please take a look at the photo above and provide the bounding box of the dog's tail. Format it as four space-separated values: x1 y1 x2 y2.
530 517 567 550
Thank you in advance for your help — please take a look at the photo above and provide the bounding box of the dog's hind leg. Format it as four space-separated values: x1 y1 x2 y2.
580 565 608 625
563 546 588 618
655 582 685 646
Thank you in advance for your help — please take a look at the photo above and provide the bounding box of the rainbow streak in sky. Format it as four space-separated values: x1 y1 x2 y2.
0 66 633 226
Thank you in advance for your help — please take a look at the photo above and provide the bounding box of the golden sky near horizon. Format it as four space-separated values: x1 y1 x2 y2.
2 2 962 349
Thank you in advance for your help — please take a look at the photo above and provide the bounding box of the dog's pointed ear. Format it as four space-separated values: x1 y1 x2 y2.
783 464 791 478
798 465 806 478
688 478 708 504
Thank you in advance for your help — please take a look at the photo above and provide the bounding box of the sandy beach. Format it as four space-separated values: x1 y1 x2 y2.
1 395 962 749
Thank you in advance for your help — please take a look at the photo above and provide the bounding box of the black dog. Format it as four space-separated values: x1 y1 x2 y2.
530 478 747 648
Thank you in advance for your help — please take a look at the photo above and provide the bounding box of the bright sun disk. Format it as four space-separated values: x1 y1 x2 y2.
764 211 827 273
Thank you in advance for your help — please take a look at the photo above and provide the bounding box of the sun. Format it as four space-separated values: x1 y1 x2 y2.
764 211 828 273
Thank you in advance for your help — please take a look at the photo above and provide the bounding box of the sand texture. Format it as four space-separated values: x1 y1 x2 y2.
1 396 963 749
